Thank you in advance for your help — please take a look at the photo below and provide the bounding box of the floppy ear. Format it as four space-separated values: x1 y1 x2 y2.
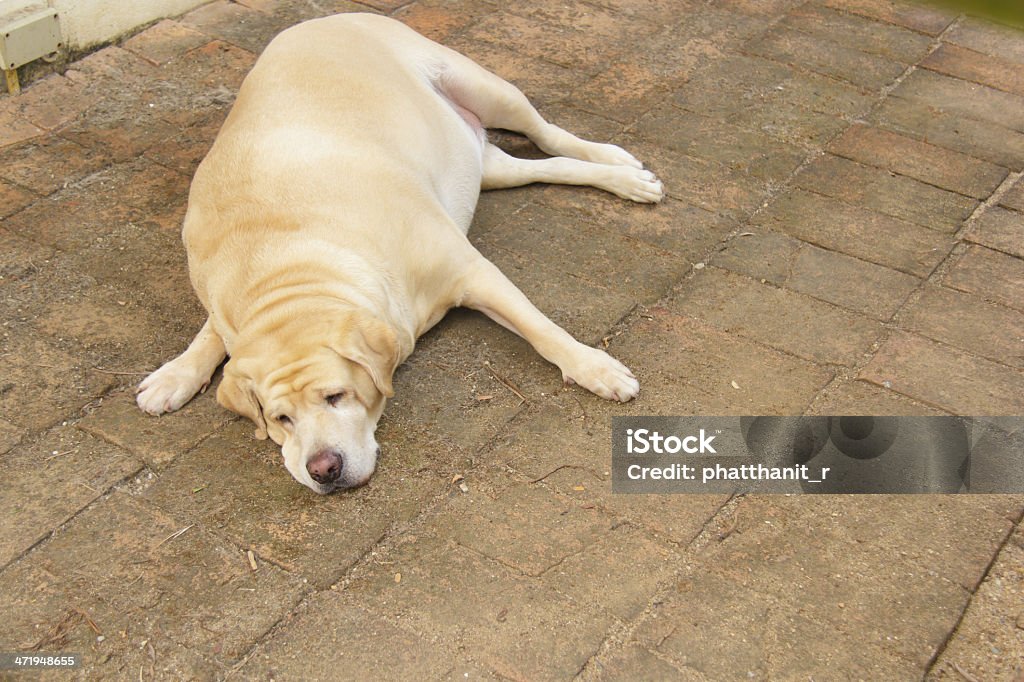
335 314 401 398
217 360 268 440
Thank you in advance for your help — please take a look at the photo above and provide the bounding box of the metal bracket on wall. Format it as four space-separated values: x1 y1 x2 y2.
0 7 61 95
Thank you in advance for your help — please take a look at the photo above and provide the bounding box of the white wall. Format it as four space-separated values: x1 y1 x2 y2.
1 0 209 52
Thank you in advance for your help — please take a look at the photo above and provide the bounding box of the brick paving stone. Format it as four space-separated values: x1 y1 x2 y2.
539 522 682 621
921 42 1024 98
485 241 639 344
1001 176 1024 212
900 284 1024 369
181 0 289 54
861 331 1024 414
744 24 907 90
781 4 933 63
443 481 620 576
570 9 762 124
539 189 735 263
717 0 803 16
443 36 586 108
891 68 1024 133
0 427 141 569
459 3 653 77
587 0 703 23
611 306 834 413
794 154 978 232
820 0 954 36
70 159 189 215
636 108 806 182
143 113 224 176
0 224 53 275
0 109 44 148
31 285 182 373
965 205 1024 259
0 134 114 196
669 266 885 365
592 645 698 680
484 399 729 544
786 243 919 320
140 419 459 589
1 175 139 252
926 527 1024 682
634 566 921 679
0 178 35 217
693 496 981 668
57 95 183 164
753 188 954 277
30 491 307 660
477 200 685 304
6 73 100 131
0 417 20 454
672 54 875 147
871 95 1024 171
696 507 966 667
0 558 218 678
828 124 1008 200
386 312 553 452
394 0 499 42
808 378 948 415
622 136 773 219
810 495 1016 593
943 244 1024 313
342 535 617 680
121 19 212 65
79 391 236 469
945 15 1024 64
64 45 156 86
238 591 457 679
712 230 806 285
714 231 920 320
0 334 116 432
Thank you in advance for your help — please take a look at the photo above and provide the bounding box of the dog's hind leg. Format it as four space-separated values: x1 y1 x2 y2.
434 52 645 169
482 142 663 202
137 317 226 415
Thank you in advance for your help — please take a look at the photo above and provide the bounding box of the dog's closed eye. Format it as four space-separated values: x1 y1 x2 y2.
276 414 293 425
326 391 346 407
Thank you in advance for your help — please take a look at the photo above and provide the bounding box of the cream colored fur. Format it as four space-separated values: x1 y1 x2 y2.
137 13 662 493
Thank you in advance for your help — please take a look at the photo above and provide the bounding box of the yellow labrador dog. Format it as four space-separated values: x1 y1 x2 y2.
137 13 662 493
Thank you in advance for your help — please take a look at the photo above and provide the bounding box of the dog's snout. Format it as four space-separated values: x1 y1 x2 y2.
307 449 343 484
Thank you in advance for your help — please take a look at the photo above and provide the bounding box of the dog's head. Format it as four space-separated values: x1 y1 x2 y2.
217 310 400 493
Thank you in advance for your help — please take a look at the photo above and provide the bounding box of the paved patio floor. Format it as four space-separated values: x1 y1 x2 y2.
1 0 1022 679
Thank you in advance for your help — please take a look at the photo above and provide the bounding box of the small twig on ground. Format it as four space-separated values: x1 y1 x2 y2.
528 464 580 485
72 607 101 635
91 367 153 376
44 449 75 462
953 663 980 682
484 361 528 404
154 524 194 550
26 609 83 650
716 509 741 542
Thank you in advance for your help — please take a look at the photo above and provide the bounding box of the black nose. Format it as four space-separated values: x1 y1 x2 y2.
307 450 343 484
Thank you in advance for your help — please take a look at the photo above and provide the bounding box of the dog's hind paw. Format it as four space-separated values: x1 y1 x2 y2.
601 166 664 204
562 346 639 403
136 361 209 415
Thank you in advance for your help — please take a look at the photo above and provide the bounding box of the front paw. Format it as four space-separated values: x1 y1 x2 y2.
136 362 208 415
562 346 639 402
